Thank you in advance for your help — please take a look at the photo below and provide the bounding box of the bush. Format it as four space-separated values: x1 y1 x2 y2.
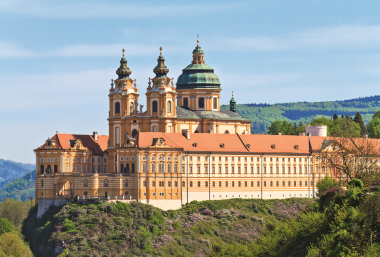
348 178 364 189
316 176 341 197
0 218 15 236
0 232 33 257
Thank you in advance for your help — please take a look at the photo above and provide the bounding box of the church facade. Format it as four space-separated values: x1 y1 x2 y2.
35 39 335 214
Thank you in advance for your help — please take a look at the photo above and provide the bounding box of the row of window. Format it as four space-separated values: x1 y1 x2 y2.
182 97 218 109
83 180 128 187
139 180 314 188
187 156 313 163
188 181 314 187
120 156 135 161
40 157 106 164
143 155 178 161
142 163 178 173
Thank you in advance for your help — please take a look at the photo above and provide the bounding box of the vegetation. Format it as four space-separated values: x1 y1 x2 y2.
0 159 35 191
22 198 313 257
0 169 36 201
216 177 380 256
0 199 35 256
221 95 380 134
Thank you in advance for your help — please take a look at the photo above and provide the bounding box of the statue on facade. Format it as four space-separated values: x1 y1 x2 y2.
130 102 133 114
125 132 129 138
140 104 144 113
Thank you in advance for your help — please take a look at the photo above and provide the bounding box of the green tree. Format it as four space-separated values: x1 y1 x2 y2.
309 117 334 136
333 113 339 120
330 118 361 137
267 121 294 135
0 218 14 236
0 232 33 257
372 110 380 120
368 117 380 138
0 199 34 228
353 112 368 136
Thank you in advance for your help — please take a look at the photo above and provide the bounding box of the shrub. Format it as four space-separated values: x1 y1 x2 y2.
348 178 364 189
0 232 33 257
316 176 341 197
62 219 78 233
172 221 181 230
0 218 15 236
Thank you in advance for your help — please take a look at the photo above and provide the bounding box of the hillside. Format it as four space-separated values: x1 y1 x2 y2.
21 180 380 257
221 95 380 134
0 159 35 191
23 198 313 257
0 169 35 201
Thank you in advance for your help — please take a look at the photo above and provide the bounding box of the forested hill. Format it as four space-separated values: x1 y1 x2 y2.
0 169 35 201
221 95 380 134
0 159 35 191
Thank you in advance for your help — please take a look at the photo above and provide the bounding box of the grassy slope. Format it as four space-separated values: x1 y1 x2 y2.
0 169 35 201
22 198 313 257
221 95 380 133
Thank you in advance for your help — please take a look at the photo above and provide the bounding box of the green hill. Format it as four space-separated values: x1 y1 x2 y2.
0 159 35 191
0 169 35 202
221 95 380 134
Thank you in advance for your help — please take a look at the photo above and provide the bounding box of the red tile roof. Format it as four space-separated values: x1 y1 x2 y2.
137 132 249 153
239 134 311 154
39 133 108 155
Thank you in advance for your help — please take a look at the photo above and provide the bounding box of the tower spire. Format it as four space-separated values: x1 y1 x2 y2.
230 91 236 112
197 34 199 46
153 46 169 78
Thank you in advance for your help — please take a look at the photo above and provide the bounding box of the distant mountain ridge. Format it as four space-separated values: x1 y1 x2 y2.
0 159 35 191
0 169 35 201
221 95 380 134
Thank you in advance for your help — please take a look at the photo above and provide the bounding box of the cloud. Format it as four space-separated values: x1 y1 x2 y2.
0 40 34 58
220 25 380 51
0 0 238 19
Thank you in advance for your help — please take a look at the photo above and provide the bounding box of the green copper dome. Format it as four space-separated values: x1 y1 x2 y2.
116 55 132 79
176 45 221 90
153 47 169 78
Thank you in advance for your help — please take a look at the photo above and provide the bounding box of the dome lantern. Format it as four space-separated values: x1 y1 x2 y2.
116 49 132 79
153 47 169 78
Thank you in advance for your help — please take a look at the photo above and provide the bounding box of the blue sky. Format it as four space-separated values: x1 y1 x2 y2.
1 0 380 163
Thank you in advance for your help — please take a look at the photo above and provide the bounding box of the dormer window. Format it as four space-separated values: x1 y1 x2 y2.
192 143 198 148
47 141 51 146
220 143 225 149
271 144 276 149
294 145 299 150
246 144 250 149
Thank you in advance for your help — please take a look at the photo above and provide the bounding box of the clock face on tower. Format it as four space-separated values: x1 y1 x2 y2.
116 81 122 89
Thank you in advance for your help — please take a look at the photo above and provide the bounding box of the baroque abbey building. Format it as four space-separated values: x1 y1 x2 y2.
35 39 334 215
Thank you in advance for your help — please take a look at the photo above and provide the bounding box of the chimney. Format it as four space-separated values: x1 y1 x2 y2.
307 133 312 136
277 132 282 135
182 129 190 140
93 131 98 141
299 133 305 136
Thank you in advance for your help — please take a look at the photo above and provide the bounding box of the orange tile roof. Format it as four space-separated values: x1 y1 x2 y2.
239 134 311 154
137 132 249 153
39 133 108 155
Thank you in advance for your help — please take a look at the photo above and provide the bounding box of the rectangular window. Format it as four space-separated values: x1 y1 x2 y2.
159 192 165 196
270 167 273 174
190 182 193 187
183 97 189 107
198 97 205 108
198 182 201 187
257 181 260 187
251 167 253 174
225 167 228 174
197 167 200 174
264 182 266 187
257 167 260 174
213 182 215 187
245 167 247 174
232 182 235 187
205 182 208 187
282 167 285 174
238 167 241 174
205 167 208 174
219 182 222 187
264 167 266 174
213 97 217 109
232 167 235 174
225 182 228 187
219 167 221 174
212 167 215 174
219 157 221 161
251 181 253 187
276 167 279 174
190 167 193 174
152 192 156 196
288 167 291 174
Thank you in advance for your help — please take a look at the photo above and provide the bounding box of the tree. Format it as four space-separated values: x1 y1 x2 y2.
368 116 380 138
0 218 14 236
333 113 339 120
310 117 334 136
0 199 34 228
0 232 33 257
267 120 294 135
330 118 361 137
372 110 380 120
318 137 380 186
353 112 368 136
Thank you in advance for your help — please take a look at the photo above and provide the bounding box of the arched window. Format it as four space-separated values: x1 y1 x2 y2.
224 130 229 134
167 101 171 113
105 191 108 198
125 191 129 196
84 179 88 187
84 191 88 196
132 129 138 138
104 179 108 187
167 163 171 173
152 101 158 113
198 97 204 108
115 102 120 113
152 163 155 173
125 180 128 187
174 163 178 173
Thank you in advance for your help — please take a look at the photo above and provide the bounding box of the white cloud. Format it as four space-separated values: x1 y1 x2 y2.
0 0 238 19
221 25 380 51
0 40 34 58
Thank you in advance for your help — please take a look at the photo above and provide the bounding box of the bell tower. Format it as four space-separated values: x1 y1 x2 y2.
108 50 139 172
146 47 177 132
